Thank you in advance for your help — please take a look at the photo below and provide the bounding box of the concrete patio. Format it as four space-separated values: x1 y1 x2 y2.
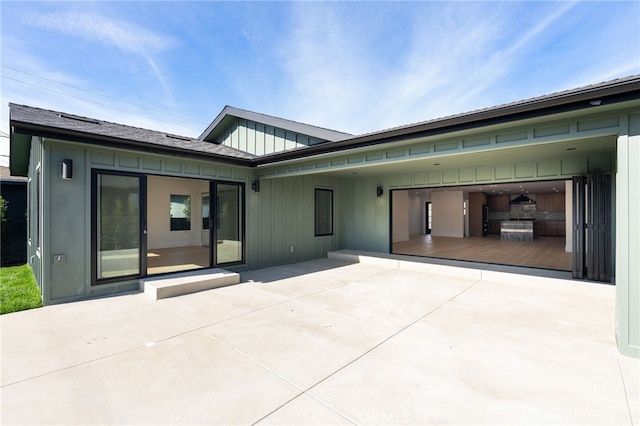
1 255 638 425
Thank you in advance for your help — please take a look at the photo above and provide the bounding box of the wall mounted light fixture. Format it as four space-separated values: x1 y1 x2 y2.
251 180 260 192
61 159 73 180
377 186 384 197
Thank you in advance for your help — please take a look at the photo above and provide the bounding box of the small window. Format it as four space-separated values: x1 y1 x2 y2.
315 188 333 236
170 194 191 231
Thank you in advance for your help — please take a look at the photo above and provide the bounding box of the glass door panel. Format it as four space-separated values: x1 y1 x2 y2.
95 173 143 282
214 182 243 265
201 193 210 247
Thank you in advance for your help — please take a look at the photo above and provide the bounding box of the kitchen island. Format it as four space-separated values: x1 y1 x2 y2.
500 220 539 241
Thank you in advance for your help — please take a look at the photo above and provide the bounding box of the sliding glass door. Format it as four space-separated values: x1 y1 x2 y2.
92 171 146 284
92 172 243 283
212 182 244 265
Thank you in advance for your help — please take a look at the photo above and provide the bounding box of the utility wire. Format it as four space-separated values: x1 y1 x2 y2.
1 65 208 126
2 75 203 135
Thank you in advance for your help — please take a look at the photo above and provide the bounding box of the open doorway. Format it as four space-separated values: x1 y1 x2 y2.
391 180 572 271
425 202 432 234
144 176 244 275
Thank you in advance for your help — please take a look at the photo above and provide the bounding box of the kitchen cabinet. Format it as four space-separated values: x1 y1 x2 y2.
552 192 565 211
539 220 567 236
536 193 565 212
488 220 501 235
468 192 487 237
488 194 510 212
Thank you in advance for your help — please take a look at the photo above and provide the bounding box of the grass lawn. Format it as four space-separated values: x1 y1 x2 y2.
0 264 42 314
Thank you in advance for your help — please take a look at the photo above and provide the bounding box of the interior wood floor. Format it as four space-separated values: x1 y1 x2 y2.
393 234 571 271
147 246 210 275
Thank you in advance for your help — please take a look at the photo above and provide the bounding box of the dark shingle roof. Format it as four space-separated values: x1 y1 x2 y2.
9 104 256 163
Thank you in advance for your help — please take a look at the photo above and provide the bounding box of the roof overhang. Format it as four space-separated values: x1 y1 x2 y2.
9 120 253 170
253 76 640 166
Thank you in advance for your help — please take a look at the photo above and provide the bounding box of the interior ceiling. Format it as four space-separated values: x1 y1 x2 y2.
323 136 616 180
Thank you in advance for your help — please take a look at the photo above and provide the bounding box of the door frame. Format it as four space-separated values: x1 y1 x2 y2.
209 180 246 267
92 172 246 285
91 169 147 286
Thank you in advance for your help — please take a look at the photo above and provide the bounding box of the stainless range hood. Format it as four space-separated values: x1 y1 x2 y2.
510 194 536 204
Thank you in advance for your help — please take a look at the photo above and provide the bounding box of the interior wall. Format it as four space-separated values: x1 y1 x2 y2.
147 175 209 249
408 192 426 236
392 190 409 242
431 191 464 238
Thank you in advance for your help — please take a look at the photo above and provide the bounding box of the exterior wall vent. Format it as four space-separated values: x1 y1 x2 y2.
58 113 100 125
165 134 192 142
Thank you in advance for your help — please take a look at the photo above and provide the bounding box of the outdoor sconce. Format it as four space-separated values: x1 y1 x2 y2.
377 186 384 197
61 159 73 180
251 180 260 192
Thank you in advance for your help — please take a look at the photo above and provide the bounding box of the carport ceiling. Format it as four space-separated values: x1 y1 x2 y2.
406 180 568 195
324 136 616 178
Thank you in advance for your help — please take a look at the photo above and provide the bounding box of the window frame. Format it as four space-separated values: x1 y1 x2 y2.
169 194 192 231
314 188 334 237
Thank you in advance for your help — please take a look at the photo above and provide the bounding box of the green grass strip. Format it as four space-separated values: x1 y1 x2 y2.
0 264 42 314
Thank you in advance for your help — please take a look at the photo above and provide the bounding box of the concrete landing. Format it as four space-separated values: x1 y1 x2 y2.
139 268 239 300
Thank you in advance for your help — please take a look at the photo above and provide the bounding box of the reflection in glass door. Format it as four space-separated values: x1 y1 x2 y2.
201 193 210 247
93 172 145 283
214 182 244 265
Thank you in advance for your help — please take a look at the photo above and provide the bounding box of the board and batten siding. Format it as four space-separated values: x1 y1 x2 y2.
616 111 640 358
246 174 341 269
217 118 326 156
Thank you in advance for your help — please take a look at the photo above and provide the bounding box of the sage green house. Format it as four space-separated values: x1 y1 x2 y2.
9 76 640 358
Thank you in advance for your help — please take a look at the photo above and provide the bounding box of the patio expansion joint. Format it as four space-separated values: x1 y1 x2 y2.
250 276 484 426
0 344 146 388
616 354 636 424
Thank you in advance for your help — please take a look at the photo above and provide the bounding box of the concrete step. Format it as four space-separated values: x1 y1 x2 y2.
139 268 240 300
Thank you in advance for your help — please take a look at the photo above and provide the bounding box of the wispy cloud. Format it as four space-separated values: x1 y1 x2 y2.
25 11 178 98
273 2 594 135
28 11 177 55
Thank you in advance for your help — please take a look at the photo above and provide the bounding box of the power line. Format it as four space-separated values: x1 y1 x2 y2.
2 75 203 135
1 65 208 126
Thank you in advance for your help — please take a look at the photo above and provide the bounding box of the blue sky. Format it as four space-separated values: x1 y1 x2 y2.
1 1 639 165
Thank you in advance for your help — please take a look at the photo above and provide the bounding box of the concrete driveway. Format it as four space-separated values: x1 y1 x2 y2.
1 254 638 425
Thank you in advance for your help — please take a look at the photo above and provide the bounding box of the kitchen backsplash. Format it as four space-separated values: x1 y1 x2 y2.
488 203 566 221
